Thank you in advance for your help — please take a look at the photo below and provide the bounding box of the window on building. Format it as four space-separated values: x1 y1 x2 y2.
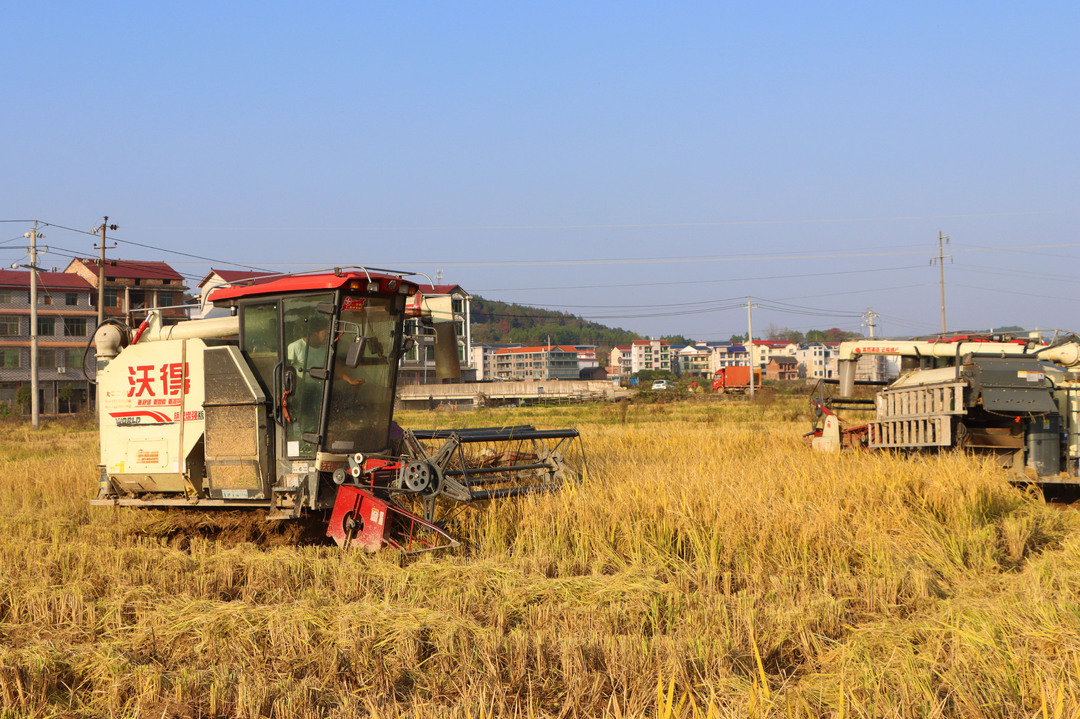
0 348 20 368
38 349 56 368
0 317 20 337
64 318 88 337
158 292 173 306
41 294 53 305
0 291 11 304
37 317 55 336
104 290 119 308
65 349 82 368
65 293 79 306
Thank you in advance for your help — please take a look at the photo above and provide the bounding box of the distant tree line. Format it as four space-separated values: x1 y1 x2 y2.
469 296 641 358
753 325 863 344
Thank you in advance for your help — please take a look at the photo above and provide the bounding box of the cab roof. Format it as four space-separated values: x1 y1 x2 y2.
207 270 419 304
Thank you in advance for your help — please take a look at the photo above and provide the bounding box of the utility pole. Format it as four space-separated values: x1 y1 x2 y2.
746 297 758 400
932 231 950 335
861 307 881 382
23 222 45 428
862 307 879 338
92 217 118 328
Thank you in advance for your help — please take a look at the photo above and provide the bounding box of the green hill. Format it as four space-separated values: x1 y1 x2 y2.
469 296 641 356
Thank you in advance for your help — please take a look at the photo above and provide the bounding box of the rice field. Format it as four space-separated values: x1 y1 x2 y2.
3 396 1080 718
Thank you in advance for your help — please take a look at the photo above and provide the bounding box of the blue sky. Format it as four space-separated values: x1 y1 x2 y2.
4 2 1078 340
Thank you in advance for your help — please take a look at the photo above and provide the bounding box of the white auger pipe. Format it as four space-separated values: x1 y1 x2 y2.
836 338 1080 368
140 313 240 342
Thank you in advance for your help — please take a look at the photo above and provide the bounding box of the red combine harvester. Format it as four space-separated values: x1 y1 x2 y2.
90 267 586 553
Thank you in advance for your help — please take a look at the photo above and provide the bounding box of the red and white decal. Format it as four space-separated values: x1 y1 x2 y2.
342 297 367 312
109 410 174 427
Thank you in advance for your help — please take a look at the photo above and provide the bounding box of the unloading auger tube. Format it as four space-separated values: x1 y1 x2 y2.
89 269 587 554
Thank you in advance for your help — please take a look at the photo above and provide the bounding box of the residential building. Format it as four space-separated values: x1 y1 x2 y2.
399 284 474 385
64 258 189 322
608 346 632 378
629 339 672 374
749 340 798 369
470 343 523 381
797 342 840 379
765 356 799 381
493 345 581 381
0 270 97 414
676 344 713 379
195 268 274 318
575 346 599 375
711 343 749 373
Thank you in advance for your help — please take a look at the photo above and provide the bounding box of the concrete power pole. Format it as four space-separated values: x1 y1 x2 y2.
862 307 881 382
933 231 950 335
92 217 118 328
862 307 879 338
23 222 45 428
746 297 757 400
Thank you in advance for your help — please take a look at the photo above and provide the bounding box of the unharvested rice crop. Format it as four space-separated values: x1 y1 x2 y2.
2 398 1080 718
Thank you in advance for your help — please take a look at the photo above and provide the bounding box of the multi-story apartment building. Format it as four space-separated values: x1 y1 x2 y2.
0 270 97 414
796 342 840 379
575 346 599 374
676 344 713 379
493 345 580 381
470 343 524 381
65 258 189 322
399 284 474 384
629 339 672 374
710 343 749 372
750 340 799 369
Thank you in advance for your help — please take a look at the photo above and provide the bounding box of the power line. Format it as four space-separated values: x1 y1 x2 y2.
352 241 1080 269
38 246 206 282
118 209 1077 233
951 283 1080 305
773 283 931 303
953 264 1080 285
26 220 273 273
475 264 928 294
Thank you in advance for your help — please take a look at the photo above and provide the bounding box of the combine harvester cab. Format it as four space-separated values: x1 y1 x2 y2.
810 331 1080 490
91 268 586 552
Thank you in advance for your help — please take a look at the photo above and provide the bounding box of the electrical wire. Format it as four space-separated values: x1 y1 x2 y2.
475 264 928 295
38 245 206 282
951 283 1080 304
120 209 1077 233
27 220 273 274
952 264 1080 285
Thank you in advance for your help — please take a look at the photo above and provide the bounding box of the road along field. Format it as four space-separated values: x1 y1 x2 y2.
2 397 1080 718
